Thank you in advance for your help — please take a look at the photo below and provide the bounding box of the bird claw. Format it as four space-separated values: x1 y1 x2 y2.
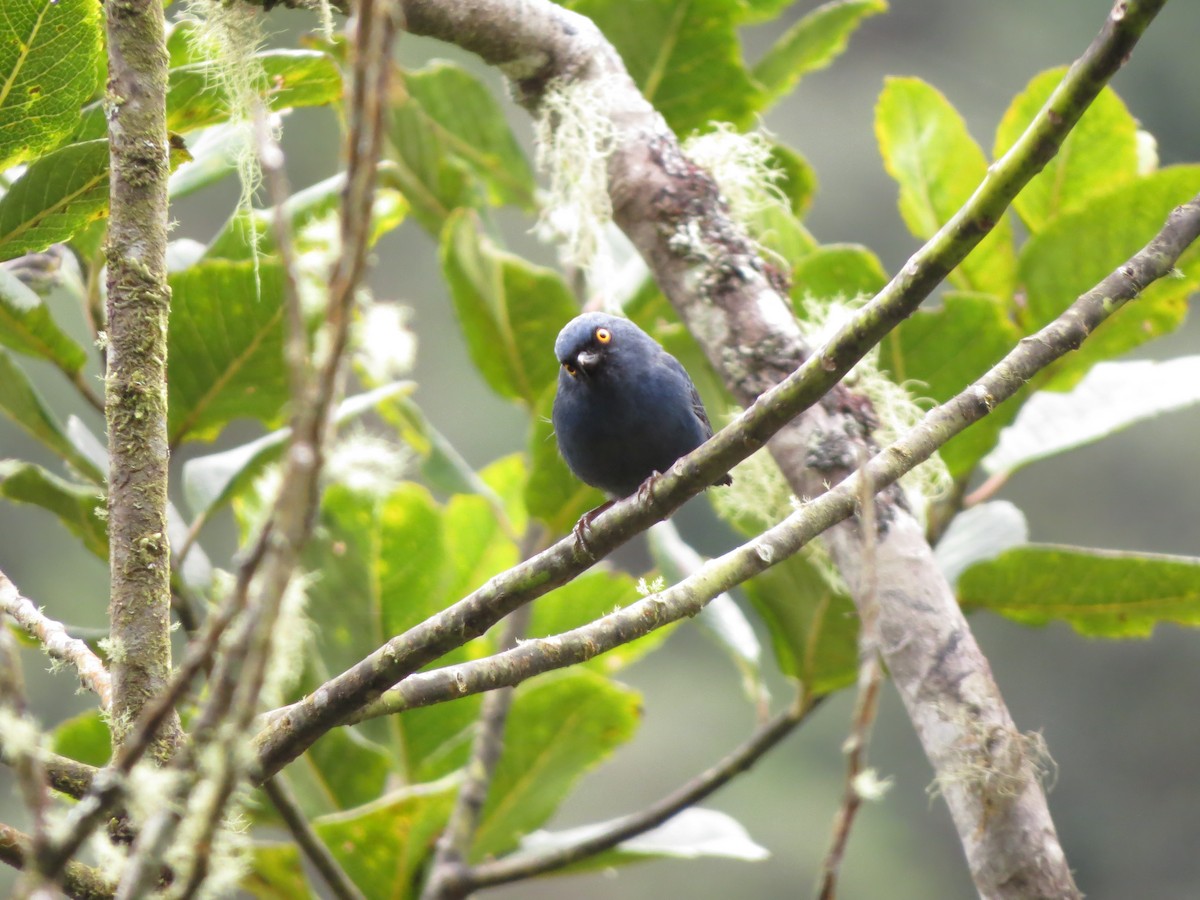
571 500 615 552
635 471 662 508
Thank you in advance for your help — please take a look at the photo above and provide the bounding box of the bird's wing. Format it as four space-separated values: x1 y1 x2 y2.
663 353 715 438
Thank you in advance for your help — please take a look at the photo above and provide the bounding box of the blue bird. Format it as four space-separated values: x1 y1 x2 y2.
552 312 732 506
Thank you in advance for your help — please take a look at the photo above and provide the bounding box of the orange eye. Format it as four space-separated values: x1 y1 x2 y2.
595 327 612 344
564 362 577 376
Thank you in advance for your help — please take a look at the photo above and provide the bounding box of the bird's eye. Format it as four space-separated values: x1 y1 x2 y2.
595 327 612 344
564 362 577 376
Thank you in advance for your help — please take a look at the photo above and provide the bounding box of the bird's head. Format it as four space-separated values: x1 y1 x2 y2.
554 313 634 381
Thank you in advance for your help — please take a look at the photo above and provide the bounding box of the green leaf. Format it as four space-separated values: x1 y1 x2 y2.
569 0 763 135
518 807 768 875
0 351 102 481
0 141 109 262
473 669 641 860
983 357 1200 478
309 782 457 900
791 243 888 305
167 259 288 445
246 843 311 898
934 500 1028 587
0 268 88 374
51 710 111 767
0 460 106 558
74 50 343 142
770 143 819 220
741 552 857 695
529 567 674 674
875 76 1017 298
205 170 406 261
1019 165 1200 390
388 61 536 232
283 728 392 819
525 384 604 534
302 482 515 781
959 546 1200 638
0 139 190 261
879 291 1022 478
994 67 1139 232
441 209 578 406
753 0 887 107
0 0 103 171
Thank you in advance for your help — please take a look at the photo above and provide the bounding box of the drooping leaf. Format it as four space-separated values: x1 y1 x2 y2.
875 76 1017 298
472 669 641 860
1018 165 1200 391
959 546 1200 638
440 209 578 406
0 351 103 481
0 460 106 558
0 268 88 374
0 139 191 261
983 357 1200 477
994 67 1140 232
0 141 109 262
388 61 536 232
0 0 103 171
73 50 343 142
879 291 1022 478
517 807 769 876
166 259 288 445
569 0 763 135
753 0 887 107
741 552 858 695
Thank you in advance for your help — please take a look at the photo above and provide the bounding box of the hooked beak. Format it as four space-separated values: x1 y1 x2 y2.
575 349 602 371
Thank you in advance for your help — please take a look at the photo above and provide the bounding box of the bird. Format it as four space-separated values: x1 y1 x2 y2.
552 312 732 515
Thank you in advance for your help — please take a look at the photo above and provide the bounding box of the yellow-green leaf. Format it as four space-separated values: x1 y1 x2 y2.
0 0 102 170
876 76 1017 298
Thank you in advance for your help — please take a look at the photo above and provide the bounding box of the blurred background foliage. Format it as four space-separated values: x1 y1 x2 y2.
2 0 1200 897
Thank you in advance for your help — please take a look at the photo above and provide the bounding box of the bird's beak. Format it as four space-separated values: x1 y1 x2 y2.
576 349 601 371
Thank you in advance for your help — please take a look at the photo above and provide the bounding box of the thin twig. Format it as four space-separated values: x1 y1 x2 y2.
0 823 115 900
263 777 367 900
422 599 534 900
816 457 885 900
461 690 821 891
116 4 403 895
0 613 52 898
0 570 112 709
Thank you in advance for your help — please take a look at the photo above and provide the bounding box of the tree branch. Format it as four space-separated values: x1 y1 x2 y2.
263 777 367 900
0 570 112 710
461 690 820 891
103 0 180 763
0 823 114 900
336 197 1200 750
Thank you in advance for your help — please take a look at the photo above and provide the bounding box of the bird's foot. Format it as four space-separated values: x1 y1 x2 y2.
572 500 615 552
